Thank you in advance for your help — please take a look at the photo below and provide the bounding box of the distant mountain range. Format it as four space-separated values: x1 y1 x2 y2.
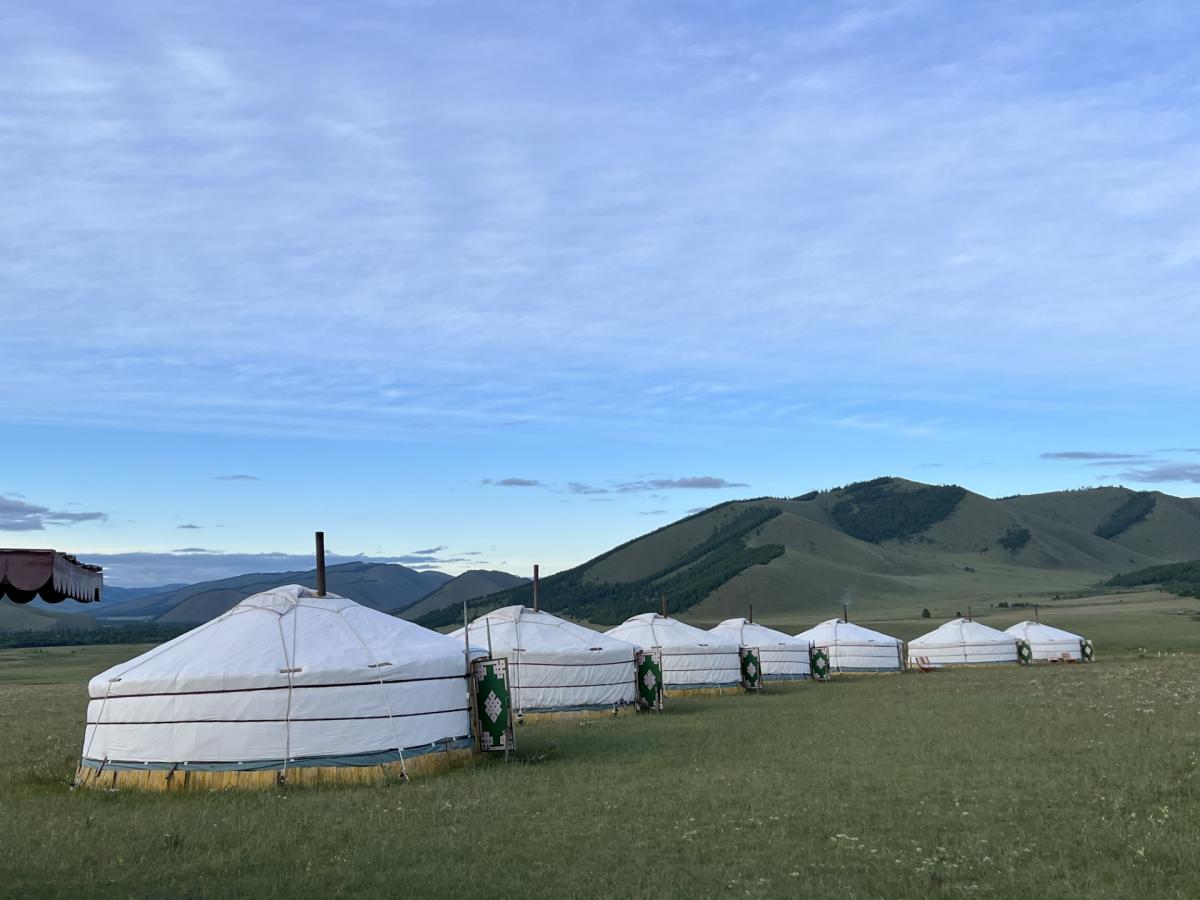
397 570 529 620
6 477 1199 634
104 584 190 604
415 477 1200 627
52 562 523 627
90 562 451 623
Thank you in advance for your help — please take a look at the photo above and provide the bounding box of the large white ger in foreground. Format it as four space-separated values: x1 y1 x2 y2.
795 618 903 673
77 585 476 790
709 618 811 680
606 613 741 692
908 618 1018 666
1004 621 1088 661
450 606 639 715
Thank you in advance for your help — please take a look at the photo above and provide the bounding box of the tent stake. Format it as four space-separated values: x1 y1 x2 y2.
315 531 326 597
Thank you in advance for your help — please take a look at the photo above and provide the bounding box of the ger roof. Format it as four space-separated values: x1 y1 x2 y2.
89 585 467 698
1004 620 1084 643
795 618 901 645
909 618 1015 647
710 618 807 648
605 613 739 651
450 605 637 653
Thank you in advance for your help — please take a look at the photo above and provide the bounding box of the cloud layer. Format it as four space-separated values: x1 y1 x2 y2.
0 496 106 532
2 2 1198 443
1041 449 1200 485
489 475 748 495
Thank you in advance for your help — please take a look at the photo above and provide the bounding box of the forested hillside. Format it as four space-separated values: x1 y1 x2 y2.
422 478 1200 627
416 505 784 627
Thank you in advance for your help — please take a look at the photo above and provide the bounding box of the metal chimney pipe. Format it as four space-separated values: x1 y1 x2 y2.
532 564 540 612
315 531 326 597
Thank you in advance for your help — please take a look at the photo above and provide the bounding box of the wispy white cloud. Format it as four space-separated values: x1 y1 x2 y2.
1040 451 1146 461
1116 464 1200 484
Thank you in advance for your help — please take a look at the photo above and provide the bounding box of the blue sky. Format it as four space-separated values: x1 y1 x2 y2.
2 1 1198 585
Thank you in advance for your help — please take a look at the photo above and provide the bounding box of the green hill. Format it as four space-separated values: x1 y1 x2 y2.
397 570 529 619
93 562 452 624
1107 559 1200 598
0 600 99 633
416 478 1200 628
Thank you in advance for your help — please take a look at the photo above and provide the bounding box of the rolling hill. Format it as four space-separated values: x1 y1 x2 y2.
12 583 187 616
414 477 1200 628
0 600 99 633
103 584 190 605
396 570 530 619
94 562 452 624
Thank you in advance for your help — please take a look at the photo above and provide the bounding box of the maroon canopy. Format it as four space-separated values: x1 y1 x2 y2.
0 549 103 603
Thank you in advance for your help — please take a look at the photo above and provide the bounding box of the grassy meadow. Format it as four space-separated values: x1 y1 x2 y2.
2 593 1199 898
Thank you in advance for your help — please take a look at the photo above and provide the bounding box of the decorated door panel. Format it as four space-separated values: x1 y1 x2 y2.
472 658 515 752
636 649 664 710
740 646 762 691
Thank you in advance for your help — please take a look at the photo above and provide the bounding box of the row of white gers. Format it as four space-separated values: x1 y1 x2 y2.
462 610 1091 708
80 586 1091 778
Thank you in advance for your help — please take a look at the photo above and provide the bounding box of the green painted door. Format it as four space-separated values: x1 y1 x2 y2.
636 650 664 710
740 646 762 691
473 658 515 752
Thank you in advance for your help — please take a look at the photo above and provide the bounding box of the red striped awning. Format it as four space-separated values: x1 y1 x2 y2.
0 549 103 603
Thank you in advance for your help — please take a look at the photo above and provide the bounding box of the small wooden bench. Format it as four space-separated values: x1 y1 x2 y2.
911 656 940 673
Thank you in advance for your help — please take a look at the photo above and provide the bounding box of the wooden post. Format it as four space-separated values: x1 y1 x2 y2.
842 603 849 623
315 531 326 597
464 601 480 753
532 564 539 612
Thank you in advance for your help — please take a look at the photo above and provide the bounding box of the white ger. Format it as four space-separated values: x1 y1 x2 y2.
606 613 741 693
708 618 812 680
908 617 1018 666
1004 620 1089 662
451 605 640 715
80 585 475 781
795 618 904 673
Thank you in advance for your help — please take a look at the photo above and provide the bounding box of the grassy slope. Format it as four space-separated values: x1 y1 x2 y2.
398 570 528 619
0 602 98 633
507 480 1200 625
3 611 1199 898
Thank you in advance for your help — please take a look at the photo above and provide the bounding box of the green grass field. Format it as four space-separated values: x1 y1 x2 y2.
2 594 1199 898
